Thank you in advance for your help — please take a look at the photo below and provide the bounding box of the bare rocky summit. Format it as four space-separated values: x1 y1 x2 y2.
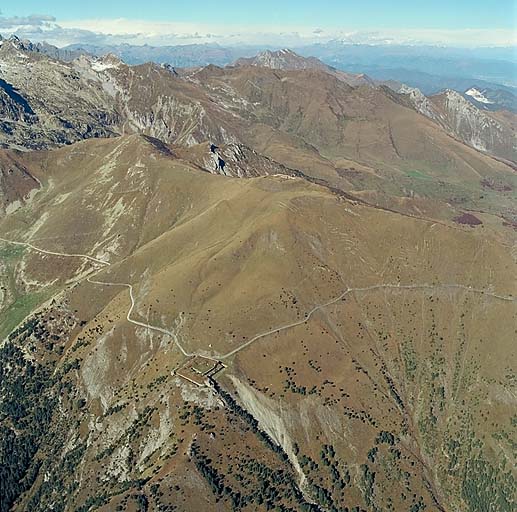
235 48 376 86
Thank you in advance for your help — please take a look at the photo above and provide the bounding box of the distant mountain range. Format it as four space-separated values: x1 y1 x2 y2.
62 39 517 99
300 42 517 90
0 37 514 161
9 32 509 104
65 41 258 67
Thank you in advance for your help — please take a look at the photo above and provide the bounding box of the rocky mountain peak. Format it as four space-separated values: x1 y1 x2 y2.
398 84 444 123
442 88 491 118
235 48 328 71
72 52 124 75
0 34 36 52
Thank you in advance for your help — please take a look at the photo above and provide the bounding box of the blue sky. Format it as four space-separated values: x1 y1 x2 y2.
1 1 515 47
5 0 517 28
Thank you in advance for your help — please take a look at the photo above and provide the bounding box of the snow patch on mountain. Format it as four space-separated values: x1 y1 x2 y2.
91 61 119 72
465 87 494 105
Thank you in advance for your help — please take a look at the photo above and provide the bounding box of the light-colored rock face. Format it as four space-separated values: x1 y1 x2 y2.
175 141 301 178
444 90 497 151
401 84 516 162
229 376 304 479
439 89 515 158
0 43 234 150
398 84 444 124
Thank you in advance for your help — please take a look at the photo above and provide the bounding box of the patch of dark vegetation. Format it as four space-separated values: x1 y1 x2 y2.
141 134 175 156
480 178 512 192
210 378 290 463
0 304 92 512
460 441 515 512
453 213 483 226
191 441 320 512
360 464 376 508
375 431 396 446
336 167 362 178
0 342 56 512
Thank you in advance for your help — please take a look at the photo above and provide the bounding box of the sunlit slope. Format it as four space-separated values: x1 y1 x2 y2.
1 135 514 355
185 66 516 228
0 135 515 512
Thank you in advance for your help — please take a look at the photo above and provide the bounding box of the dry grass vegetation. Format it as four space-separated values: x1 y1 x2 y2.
0 122 515 511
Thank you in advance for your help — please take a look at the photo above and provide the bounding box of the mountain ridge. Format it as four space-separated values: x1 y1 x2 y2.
0 38 513 165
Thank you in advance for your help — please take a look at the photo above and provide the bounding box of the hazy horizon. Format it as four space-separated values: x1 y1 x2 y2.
1 0 516 49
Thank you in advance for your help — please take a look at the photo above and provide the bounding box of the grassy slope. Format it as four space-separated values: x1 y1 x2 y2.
0 135 514 512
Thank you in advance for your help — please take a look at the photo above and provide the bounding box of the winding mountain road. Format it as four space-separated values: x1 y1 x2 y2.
0 237 110 266
219 282 515 359
1 236 515 361
86 276 194 358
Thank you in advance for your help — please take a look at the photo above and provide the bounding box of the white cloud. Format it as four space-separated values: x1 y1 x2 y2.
0 14 56 28
0 14 515 48
338 28 517 47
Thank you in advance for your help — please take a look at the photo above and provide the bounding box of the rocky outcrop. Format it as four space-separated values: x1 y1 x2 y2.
401 85 516 162
433 89 516 161
0 39 120 149
398 84 444 124
175 141 302 178
235 48 375 87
